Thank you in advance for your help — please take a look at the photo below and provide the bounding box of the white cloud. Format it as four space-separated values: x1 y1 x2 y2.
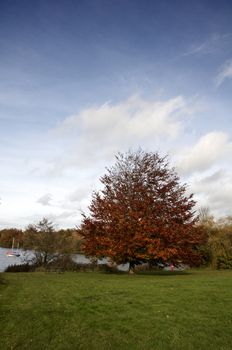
216 59 232 87
58 95 186 139
37 193 52 206
176 132 232 175
183 33 232 57
49 95 196 174
68 188 91 203
199 169 225 184
190 169 232 217
184 42 207 56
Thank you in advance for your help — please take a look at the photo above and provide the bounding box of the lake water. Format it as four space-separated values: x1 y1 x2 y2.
0 247 25 272
0 247 128 272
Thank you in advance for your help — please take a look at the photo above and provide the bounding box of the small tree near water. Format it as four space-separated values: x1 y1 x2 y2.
81 149 205 271
23 218 76 267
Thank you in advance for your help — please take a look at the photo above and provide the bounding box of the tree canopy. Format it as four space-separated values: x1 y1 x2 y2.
81 150 205 269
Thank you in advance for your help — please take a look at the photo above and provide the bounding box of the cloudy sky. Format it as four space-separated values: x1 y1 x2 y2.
0 0 232 228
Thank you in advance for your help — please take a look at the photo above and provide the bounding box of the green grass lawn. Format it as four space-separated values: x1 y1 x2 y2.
0 269 232 350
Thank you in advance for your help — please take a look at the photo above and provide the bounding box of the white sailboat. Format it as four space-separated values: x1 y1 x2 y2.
6 238 20 257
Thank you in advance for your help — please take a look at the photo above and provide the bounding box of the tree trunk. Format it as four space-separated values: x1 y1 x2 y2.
128 262 134 274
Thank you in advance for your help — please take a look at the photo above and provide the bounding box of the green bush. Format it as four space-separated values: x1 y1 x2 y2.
4 263 36 272
217 256 232 269
45 255 120 273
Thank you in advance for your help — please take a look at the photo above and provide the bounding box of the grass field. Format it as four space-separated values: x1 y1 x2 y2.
0 269 232 350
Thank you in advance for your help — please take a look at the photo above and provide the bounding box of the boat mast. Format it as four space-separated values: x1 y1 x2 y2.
12 237 15 252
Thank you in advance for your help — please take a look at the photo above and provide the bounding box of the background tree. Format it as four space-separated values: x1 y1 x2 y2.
198 206 215 228
81 150 205 270
208 216 232 269
196 207 215 266
197 208 232 269
56 228 83 253
23 218 78 267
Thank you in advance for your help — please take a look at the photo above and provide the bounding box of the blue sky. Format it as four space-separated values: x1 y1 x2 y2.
0 0 232 228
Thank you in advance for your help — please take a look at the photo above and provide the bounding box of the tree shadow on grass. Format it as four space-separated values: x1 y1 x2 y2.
0 273 7 284
135 270 192 276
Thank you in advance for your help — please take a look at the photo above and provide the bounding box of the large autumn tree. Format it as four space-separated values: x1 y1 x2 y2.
81 150 205 270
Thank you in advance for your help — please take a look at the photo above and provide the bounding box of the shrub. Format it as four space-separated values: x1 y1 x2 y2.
3 258 121 274
44 254 120 273
217 256 232 269
48 255 78 271
4 263 36 272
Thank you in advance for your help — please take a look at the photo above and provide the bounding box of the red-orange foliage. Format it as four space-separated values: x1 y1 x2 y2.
81 150 204 268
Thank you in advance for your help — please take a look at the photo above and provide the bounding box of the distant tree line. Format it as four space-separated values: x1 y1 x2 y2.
0 224 82 252
0 228 24 248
